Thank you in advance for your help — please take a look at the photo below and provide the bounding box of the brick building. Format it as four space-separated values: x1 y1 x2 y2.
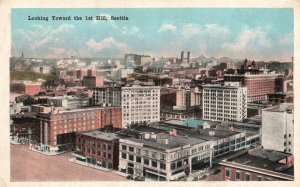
36 106 122 154
224 72 282 102
11 82 42 95
73 130 120 170
219 147 294 181
83 76 104 88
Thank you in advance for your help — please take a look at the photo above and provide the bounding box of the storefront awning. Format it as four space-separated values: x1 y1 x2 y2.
71 153 86 159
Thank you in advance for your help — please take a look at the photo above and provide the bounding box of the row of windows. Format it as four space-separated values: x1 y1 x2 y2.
121 145 166 160
122 153 166 170
225 168 272 181
78 147 112 159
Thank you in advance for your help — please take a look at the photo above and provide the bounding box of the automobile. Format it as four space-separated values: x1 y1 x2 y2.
126 175 134 180
213 169 221 174
198 175 207 180
134 176 145 181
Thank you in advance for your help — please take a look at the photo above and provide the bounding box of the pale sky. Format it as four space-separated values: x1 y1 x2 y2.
12 8 293 61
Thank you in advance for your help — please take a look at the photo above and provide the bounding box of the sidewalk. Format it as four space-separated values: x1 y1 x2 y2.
68 158 112 172
31 147 67 156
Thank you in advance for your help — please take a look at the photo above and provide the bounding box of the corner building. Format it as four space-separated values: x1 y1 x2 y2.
36 106 122 153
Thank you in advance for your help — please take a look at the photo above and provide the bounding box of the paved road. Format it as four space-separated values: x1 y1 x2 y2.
11 144 126 181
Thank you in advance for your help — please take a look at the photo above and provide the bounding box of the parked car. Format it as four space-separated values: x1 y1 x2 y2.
126 175 134 180
134 176 145 181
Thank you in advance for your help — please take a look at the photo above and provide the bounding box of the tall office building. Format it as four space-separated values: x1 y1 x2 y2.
92 87 122 107
262 103 294 154
121 86 160 127
202 82 247 122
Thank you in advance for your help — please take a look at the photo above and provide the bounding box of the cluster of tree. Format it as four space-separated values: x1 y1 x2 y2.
10 70 57 81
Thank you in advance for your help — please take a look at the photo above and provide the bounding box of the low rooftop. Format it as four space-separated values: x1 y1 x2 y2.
79 130 119 141
263 103 293 113
226 148 294 176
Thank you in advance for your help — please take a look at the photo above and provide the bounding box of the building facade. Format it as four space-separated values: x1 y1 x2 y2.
219 148 294 181
92 87 121 107
36 106 122 153
118 130 212 181
121 86 160 127
261 103 294 154
11 82 42 95
74 130 120 170
47 95 90 109
82 76 104 88
202 82 247 122
224 72 281 102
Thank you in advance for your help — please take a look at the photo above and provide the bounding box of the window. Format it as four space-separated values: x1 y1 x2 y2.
257 176 263 181
152 152 157 158
108 153 112 159
129 146 134 152
245 174 250 181
136 156 141 163
108 145 112 150
144 158 149 165
236 171 240 180
160 163 166 170
284 134 287 138
129 155 134 161
171 162 176 170
177 160 182 168
103 152 106 158
122 145 126 150
225 168 230 178
103 144 106 150
151 160 157 168
122 153 126 159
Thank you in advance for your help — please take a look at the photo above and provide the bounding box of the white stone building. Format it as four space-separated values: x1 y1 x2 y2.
202 82 247 122
121 86 160 127
262 103 294 154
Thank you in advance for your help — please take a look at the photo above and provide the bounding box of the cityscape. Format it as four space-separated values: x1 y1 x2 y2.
9 8 294 182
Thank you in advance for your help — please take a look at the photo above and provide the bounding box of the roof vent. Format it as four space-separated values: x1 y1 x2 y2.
209 130 215 136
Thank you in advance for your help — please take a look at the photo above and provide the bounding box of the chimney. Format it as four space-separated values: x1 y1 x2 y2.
169 129 177 137
164 139 169 145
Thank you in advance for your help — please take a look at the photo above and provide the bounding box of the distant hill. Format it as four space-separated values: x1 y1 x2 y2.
192 55 242 63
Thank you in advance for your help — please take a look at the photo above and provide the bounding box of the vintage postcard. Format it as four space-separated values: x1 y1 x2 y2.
0 0 299 187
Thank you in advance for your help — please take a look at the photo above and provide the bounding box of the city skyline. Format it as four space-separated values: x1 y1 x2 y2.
12 8 293 61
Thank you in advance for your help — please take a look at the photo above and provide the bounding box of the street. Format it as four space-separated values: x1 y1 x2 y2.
10 144 126 181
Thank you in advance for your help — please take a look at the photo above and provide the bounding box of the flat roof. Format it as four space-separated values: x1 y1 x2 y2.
79 130 119 141
263 103 293 113
125 132 206 150
226 148 293 176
